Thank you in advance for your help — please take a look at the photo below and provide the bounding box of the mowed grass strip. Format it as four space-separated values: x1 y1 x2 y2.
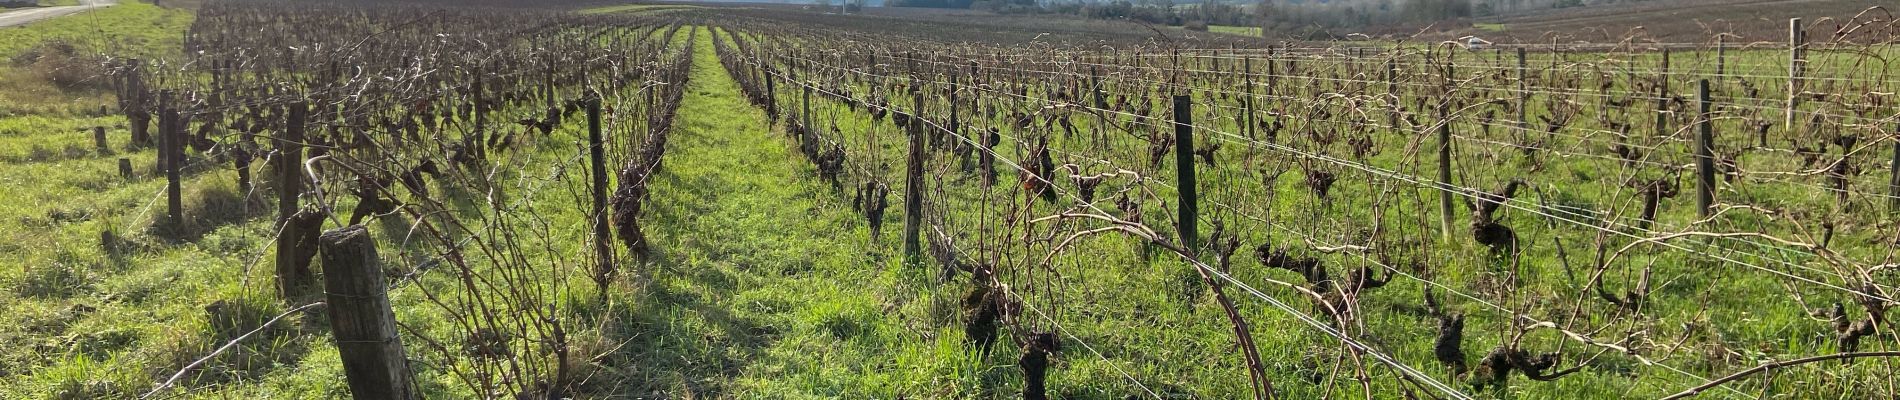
597 27 978 398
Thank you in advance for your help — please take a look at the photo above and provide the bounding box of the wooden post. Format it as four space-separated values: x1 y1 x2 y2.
764 67 778 123
1787 18 1805 135
1516 47 1528 151
902 89 926 261
1696 80 1715 218
1437 107 1455 241
161 93 182 232
587 97 613 278
1243 57 1255 140
126 59 150 147
319 225 419 400
1173 95 1199 251
801 83 812 132
93 126 108 155
1890 122 1899 213
1437 57 1456 241
950 72 960 148
1716 35 1727 77
276 102 311 300
1655 50 1671 140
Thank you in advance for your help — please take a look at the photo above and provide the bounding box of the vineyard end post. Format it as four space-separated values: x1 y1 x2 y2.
319 225 419 400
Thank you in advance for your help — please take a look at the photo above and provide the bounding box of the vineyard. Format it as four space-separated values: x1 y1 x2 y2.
2 0 1899 399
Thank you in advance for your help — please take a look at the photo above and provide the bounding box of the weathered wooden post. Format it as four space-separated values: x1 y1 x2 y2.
764 67 778 123
126 59 151 147
1890 122 1899 213
92 126 109 155
801 82 812 132
1436 58 1456 241
1696 80 1715 218
1655 50 1671 139
902 89 926 261
276 102 313 300
1517 48 1529 158
161 93 182 232
319 225 419 400
1716 34 1728 77
1787 18 1806 135
1173 94 1199 251
1243 57 1255 140
587 96 613 279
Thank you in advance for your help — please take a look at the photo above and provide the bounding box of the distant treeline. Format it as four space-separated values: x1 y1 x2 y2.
879 0 1642 32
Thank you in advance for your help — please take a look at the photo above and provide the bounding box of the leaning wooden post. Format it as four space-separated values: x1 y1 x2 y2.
1173 94 1199 251
1696 80 1716 218
319 225 419 400
901 88 926 261
1787 18 1805 136
764 67 778 123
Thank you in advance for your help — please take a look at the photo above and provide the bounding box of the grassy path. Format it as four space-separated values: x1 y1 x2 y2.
604 28 976 398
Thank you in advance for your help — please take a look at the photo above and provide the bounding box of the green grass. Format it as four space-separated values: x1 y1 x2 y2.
0 1 188 59
1474 22 1507 32
3 2 1899 398
0 0 192 117
578 3 700 15
1209 24 1261 36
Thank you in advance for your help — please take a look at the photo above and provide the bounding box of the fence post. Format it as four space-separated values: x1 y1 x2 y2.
1697 80 1715 218
902 89 926 261
801 82 812 133
1173 94 1199 251
1787 18 1805 136
587 96 613 280
319 225 419 400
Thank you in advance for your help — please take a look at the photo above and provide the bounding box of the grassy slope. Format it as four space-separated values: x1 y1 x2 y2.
0 0 192 117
